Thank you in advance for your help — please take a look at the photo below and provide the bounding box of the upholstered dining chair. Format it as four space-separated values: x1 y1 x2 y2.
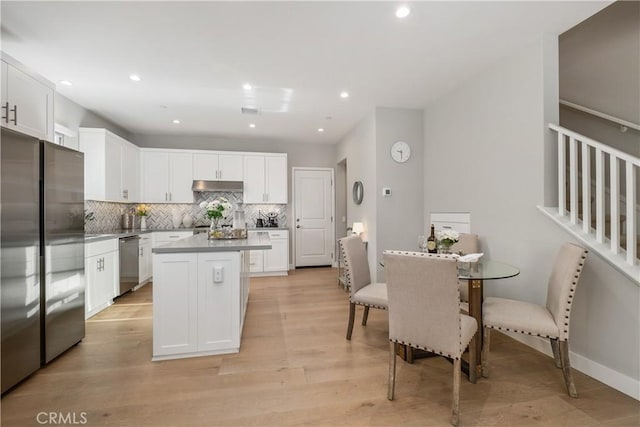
481 242 588 397
338 235 387 340
383 251 477 426
451 233 479 313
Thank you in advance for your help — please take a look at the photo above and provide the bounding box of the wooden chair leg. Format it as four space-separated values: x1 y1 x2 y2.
388 341 397 400
481 327 490 378
468 334 477 384
406 346 414 364
362 306 370 325
559 340 578 398
451 358 461 426
550 338 562 368
346 302 356 340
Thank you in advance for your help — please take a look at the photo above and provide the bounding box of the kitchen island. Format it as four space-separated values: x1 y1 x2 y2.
151 232 271 361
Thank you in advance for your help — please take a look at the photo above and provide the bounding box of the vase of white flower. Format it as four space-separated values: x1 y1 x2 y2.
135 204 150 230
199 197 233 238
436 228 459 254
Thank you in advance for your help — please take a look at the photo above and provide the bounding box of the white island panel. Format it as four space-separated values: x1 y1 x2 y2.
153 254 198 358
152 234 268 361
197 252 240 352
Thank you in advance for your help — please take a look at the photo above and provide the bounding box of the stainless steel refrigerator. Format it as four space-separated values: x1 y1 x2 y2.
1 128 85 394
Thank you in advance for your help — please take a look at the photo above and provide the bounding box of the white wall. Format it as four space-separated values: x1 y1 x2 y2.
375 107 424 279
336 112 378 278
423 35 639 397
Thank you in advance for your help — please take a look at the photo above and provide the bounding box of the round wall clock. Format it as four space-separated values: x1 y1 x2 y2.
390 141 411 163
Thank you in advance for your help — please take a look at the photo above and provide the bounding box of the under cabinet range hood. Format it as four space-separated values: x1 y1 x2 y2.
192 180 244 192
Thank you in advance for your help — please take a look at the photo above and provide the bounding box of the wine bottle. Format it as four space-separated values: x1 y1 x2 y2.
427 224 437 253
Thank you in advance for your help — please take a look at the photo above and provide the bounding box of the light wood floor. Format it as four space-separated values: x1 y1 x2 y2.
1 267 638 426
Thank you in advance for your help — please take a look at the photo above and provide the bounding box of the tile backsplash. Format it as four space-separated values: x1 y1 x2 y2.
85 193 287 233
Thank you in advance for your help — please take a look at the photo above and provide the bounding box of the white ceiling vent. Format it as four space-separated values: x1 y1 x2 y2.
241 107 261 115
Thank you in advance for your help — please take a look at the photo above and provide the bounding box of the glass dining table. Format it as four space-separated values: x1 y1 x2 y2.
457 259 520 376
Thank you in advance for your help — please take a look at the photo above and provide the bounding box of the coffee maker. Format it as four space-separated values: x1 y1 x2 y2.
266 212 278 227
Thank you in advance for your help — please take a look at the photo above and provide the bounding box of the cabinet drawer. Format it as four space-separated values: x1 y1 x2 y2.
267 230 288 239
249 250 264 272
86 238 118 257
153 231 192 247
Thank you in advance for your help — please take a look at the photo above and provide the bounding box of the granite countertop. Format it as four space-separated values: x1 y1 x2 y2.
152 232 272 254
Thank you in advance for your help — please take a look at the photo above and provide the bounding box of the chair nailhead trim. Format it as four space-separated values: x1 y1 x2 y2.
486 325 557 339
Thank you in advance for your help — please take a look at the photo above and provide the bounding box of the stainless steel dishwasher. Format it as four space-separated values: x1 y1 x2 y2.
119 235 140 296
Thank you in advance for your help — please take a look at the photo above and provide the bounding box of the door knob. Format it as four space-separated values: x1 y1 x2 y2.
296 218 300 222
296 225 301 229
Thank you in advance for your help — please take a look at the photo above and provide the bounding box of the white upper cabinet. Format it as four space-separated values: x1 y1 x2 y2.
80 128 139 202
1 57 54 141
193 152 243 181
243 154 287 203
141 150 193 203
121 141 140 202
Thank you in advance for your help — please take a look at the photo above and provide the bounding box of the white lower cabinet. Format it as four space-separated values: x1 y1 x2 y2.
153 250 248 360
139 234 152 284
248 230 289 276
85 239 119 319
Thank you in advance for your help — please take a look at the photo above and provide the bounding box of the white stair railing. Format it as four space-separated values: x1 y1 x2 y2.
549 124 639 266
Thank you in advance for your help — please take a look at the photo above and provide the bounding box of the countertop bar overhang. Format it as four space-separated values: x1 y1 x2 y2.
152 232 272 254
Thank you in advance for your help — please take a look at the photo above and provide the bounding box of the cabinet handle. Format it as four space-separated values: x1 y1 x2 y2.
169 192 172 201
9 105 17 125
219 170 222 179
123 189 128 199
1 102 8 123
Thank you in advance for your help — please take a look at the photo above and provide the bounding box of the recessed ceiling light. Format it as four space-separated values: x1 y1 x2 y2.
160 105 168 109
340 91 349 99
249 123 256 128
59 80 72 86
129 74 141 82
172 119 180 124
317 128 325 132
243 83 252 90
396 6 411 18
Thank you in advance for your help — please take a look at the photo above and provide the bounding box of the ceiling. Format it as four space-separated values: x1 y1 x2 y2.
0 1 609 145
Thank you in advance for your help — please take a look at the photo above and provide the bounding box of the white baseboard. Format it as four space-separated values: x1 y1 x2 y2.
502 331 640 401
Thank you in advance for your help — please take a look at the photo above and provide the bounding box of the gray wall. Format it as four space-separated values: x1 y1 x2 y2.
133 134 337 266
335 108 424 281
559 0 640 157
423 35 639 393
55 93 133 141
336 111 378 277
375 107 424 280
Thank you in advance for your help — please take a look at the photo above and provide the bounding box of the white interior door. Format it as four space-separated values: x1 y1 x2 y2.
294 169 333 267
